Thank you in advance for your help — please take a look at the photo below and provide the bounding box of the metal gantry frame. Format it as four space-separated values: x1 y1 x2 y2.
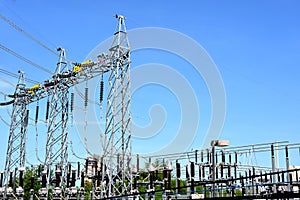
2 13 300 200
1 15 132 198
4 71 29 186
102 15 132 198
44 48 70 194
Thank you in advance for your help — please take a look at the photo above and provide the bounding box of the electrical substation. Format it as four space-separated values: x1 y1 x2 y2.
0 15 300 200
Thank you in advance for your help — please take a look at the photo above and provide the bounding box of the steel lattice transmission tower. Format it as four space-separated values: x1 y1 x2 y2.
102 14 132 197
4 71 29 185
44 48 69 187
1 15 132 195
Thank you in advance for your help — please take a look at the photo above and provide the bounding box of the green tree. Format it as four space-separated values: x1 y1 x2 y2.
24 167 41 200
84 180 93 200
235 189 242 196
195 185 204 194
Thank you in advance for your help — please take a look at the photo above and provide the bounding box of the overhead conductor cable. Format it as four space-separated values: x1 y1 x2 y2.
0 13 73 64
0 13 59 57
0 44 52 74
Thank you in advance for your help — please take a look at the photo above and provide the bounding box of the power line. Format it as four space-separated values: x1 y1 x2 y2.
0 68 39 84
0 76 15 87
0 43 53 74
0 13 74 65
0 13 60 57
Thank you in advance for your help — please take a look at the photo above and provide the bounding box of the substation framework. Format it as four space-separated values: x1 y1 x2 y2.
1 15 300 200
0 15 132 199
1 137 300 200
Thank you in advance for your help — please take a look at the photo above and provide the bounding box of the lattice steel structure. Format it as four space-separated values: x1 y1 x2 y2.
44 48 69 190
1 15 132 196
3 72 29 185
102 15 132 197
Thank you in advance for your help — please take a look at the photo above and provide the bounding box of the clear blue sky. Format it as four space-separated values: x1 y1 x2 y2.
0 0 300 168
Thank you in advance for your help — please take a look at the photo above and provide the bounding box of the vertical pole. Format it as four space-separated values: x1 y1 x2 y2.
289 173 293 193
186 165 190 195
253 167 258 195
80 171 85 200
80 171 84 188
249 169 253 195
191 162 195 194
271 144 275 172
264 171 268 183
77 162 80 178
228 153 231 178
66 170 70 188
133 173 137 192
199 164 201 182
30 174 34 200
13 168 17 192
297 170 300 194
244 171 248 195
241 175 245 197
0 172 3 187
271 144 276 193
97 170 101 187
215 152 218 180
149 170 154 200
275 142 279 170
285 146 291 192
234 152 237 183
167 170 171 193
221 150 225 178
137 154 140 173
176 161 180 195
231 176 234 198
19 168 24 188
163 168 168 197
55 169 61 188
42 171 47 188
38 165 41 177
207 149 211 183
8 170 13 195
212 145 215 198
71 169 76 187
207 149 210 163
149 170 154 190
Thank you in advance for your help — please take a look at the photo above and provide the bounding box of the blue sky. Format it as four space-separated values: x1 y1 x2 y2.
0 0 300 168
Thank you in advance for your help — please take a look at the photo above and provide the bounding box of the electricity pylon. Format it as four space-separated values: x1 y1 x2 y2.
44 48 69 191
3 71 29 185
1 15 133 198
102 14 132 198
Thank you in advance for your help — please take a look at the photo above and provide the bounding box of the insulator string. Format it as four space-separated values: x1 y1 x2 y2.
45 99 50 122
84 87 88 108
70 92 74 113
35 103 39 125
100 80 104 104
